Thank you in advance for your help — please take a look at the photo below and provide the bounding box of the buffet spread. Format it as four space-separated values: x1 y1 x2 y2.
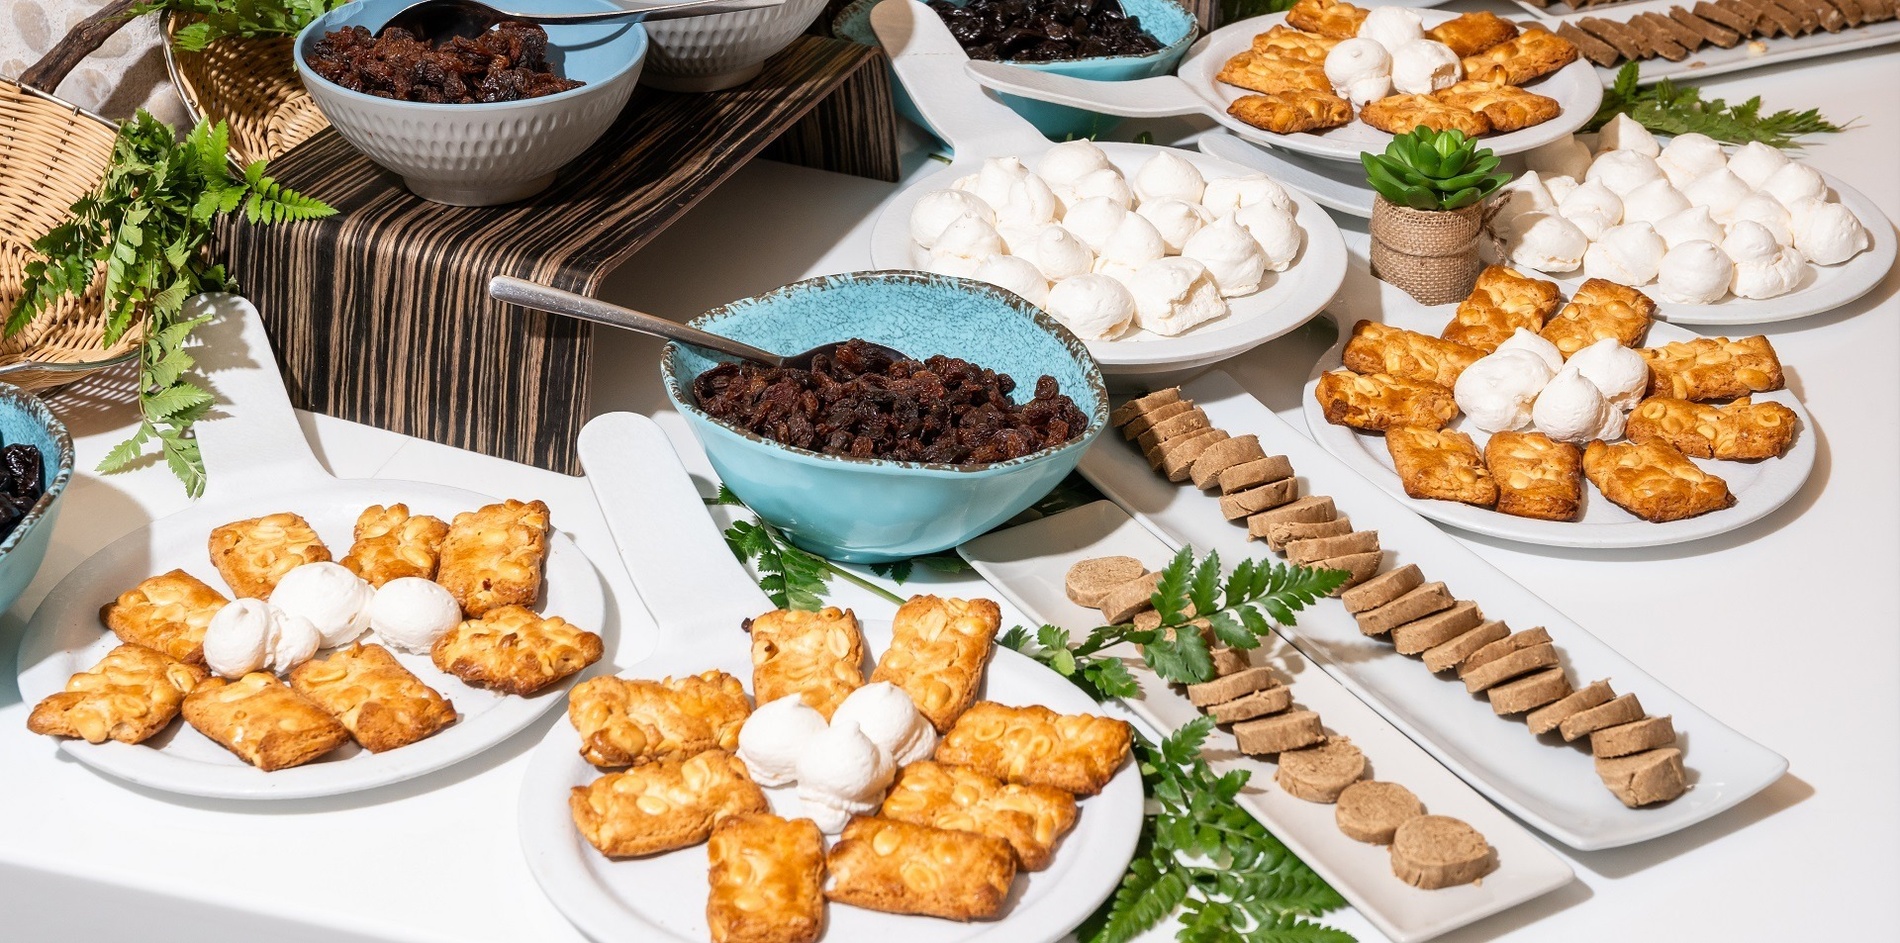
1 0 1893 942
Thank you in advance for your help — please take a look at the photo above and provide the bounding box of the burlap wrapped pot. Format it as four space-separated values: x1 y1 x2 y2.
1368 196 1483 306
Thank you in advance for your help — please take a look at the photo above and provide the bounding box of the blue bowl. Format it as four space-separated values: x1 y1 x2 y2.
0 384 73 618
661 272 1108 563
835 0 1198 143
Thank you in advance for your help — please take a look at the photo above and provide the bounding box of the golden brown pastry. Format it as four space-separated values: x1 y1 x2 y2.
567 670 750 768
430 605 602 695
1313 370 1458 432
1359 95 1491 137
1539 279 1656 357
1425 11 1520 57
935 701 1132 796
1484 431 1584 521
870 595 999 733
1626 395 1799 460
706 813 826 943
1385 426 1499 508
569 750 769 858
27 644 206 744
182 672 350 771
823 816 1016 921
1227 90 1355 134
288 643 457 753
1286 0 1368 38
879 760 1078 871
748 606 864 720
1640 335 1785 401
1441 265 1564 353
1459 27 1579 85
208 513 330 599
1342 320 1484 388
1431 80 1562 133
100 569 228 666
435 499 551 616
1217 51 1332 95
1251 24 1341 62
1584 439 1735 523
340 504 450 587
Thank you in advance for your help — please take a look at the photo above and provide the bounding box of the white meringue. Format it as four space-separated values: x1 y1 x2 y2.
1499 211 1589 273
1133 151 1205 205
1682 168 1751 222
1597 114 1660 157
1586 149 1665 197
1234 201 1303 272
1035 139 1112 189
1496 327 1565 373
1201 174 1296 217
1544 174 1579 205
929 215 1005 276
1453 349 1553 433
1656 240 1735 304
1358 6 1424 54
974 255 1050 309
1524 136 1594 181
736 695 828 787
1096 212 1167 268
1730 246 1806 299
268 562 374 649
1656 132 1726 189
961 157 1033 210
1761 161 1829 210
910 189 994 250
1565 337 1650 409
1181 214 1268 297
994 221 1044 256
1056 167 1135 212
368 578 461 654
1491 171 1556 225
829 682 938 768
1582 222 1667 285
1136 199 1212 254
1558 179 1624 228
1046 273 1137 339
1728 193 1793 246
1727 140 1791 191
1721 219 1781 263
796 722 895 835
1062 197 1129 253
1019 224 1094 281
1653 205 1727 250
1621 178 1691 226
1389 39 1461 95
1793 200 1872 265
996 174 1060 231
1532 368 1613 445
926 253 987 279
1128 258 1229 336
1323 38 1393 105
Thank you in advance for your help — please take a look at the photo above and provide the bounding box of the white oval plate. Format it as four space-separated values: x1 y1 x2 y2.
871 142 1350 379
15 478 608 800
518 617 1144 943
1300 308 1816 549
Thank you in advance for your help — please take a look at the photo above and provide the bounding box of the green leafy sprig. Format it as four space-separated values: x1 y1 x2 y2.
7 112 334 495
1078 717 1351 943
135 0 344 51
1590 61 1850 149
710 486 907 610
999 547 1348 698
1362 127 1512 211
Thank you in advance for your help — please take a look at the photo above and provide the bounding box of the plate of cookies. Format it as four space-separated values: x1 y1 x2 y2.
518 598 1143 943
1300 267 1816 548
16 482 607 799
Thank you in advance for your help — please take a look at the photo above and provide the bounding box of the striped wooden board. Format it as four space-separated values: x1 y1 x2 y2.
217 36 898 474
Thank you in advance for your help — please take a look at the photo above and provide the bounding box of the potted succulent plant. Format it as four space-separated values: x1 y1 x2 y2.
1362 127 1512 305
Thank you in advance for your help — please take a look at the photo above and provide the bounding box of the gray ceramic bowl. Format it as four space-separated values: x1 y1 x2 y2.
294 0 648 206
0 383 74 617
642 0 830 91
662 271 1108 563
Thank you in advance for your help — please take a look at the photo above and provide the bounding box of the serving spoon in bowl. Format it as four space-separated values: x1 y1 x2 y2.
489 276 907 370
380 0 789 43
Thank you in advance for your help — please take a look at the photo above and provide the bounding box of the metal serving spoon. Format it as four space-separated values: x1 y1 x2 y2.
489 276 907 370
379 0 788 43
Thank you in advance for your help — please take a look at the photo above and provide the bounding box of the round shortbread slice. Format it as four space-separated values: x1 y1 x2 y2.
1065 556 1147 608
1276 738 1366 803
1390 815 1495 890
1335 780 1424 845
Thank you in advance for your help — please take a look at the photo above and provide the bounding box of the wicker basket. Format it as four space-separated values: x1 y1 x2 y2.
0 0 145 391
163 13 330 165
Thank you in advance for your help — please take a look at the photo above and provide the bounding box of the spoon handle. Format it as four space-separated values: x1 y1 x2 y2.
527 0 787 25
488 276 781 366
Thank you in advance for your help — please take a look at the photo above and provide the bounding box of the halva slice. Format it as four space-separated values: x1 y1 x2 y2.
1391 601 1484 655
1276 738 1367 803
1560 693 1644 742
1264 517 1353 552
1390 815 1495 890
1335 780 1425 844
1526 679 1614 735
1590 715 1676 758
1488 667 1572 715
1065 557 1146 608
1234 710 1324 755
1317 551 1384 592
1341 563 1423 614
1208 686 1293 724
1185 667 1278 708
1357 582 1454 637
1422 620 1510 673
1595 747 1687 807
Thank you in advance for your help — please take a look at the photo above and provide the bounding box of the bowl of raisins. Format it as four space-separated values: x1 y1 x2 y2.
835 0 1197 141
0 382 73 617
662 271 1108 562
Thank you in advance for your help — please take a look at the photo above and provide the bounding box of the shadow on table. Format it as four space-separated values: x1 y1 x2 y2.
1569 772 1815 882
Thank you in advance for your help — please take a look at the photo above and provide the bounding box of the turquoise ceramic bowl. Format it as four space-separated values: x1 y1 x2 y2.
661 272 1108 563
0 384 73 618
835 0 1197 142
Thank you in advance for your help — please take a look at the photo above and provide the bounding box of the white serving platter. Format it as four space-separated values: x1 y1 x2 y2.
966 11 1603 162
1301 311 1816 548
958 501 1575 943
866 1 1349 384
1078 369 1788 850
517 412 1142 943
1515 0 1900 80
13 297 609 801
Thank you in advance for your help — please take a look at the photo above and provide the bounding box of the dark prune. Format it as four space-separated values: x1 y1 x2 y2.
306 22 581 104
928 0 1162 62
1 444 40 498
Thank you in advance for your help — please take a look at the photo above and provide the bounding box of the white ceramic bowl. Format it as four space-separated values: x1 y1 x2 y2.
294 0 647 206
642 0 829 91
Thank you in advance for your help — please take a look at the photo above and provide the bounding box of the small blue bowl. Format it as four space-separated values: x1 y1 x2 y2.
662 272 1108 563
835 0 1197 143
0 384 74 617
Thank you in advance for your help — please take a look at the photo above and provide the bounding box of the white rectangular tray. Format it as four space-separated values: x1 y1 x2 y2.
959 501 1575 943
1518 0 1900 81
1076 370 1788 851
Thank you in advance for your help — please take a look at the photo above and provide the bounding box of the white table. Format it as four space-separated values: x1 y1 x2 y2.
3 12 1896 940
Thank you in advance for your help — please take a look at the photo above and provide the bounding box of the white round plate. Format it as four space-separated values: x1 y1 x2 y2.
1175 12 1602 162
15 478 608 800
871 141 1349 380
1300 311 1816 549
519 617 1144 943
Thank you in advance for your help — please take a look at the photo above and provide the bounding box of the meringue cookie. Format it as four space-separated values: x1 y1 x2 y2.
1454 349 1553 432
1128 257 1229 336
1557 179 1623 236
910 189 994 251
1653 205 1727 250
928 215 1005 277
1136 199 1212 254
1793 200 1872 265
1036 139 1112 189
974 255 1050 309
1063 197 1129 253
1532 368 1612 445
1544 174 1579 205
1728 193 1793 246
1682 168 1752 222
1656 240 1735 304
1586 149 1665 196
994 221 1044 256
1656 132 1726 189
996 174 1060 231
1721 219 1782 263
796 722 895 835
1181 214 1268 297
1621 178 1691 226
1096 212 1167 268
1524 136 1594 181
1046 273 1137 339
1565 337 1650 409
1597 114 1660 157
1730 246 1806 299
1761 161 1829 210
829 682 938 768
1056 167 1135 212
1491 171 1556 225
1358 6 1424 54
1583 222 1667 285
1324 38 1394 105
1020 224 1094 281
269 562 374 649
1133 151 1205 205
1234 201 1303 271
1201 174 1296 217
1727 140 1791 191
1499 211 1589 273
961 157 1033 209
1496 327 1565 373
1389 39 1461 95
736 694 828 787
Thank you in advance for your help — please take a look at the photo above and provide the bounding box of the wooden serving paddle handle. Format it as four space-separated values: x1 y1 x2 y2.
18 0 146 94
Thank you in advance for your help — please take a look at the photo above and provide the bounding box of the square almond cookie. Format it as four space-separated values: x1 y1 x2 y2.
432 605 602 696
207 513 331 599
566 670 750 768
289 643 457 753
1386 426 1498 508
436 499 551 616
1484 431 1584 521
935 701 1132 796
100 569 228 666
182 672 350 771
28 644 207 745
706 813 826 943
340 504 450 587
569 750 769 858
748 606 865 720
870 595 999 733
